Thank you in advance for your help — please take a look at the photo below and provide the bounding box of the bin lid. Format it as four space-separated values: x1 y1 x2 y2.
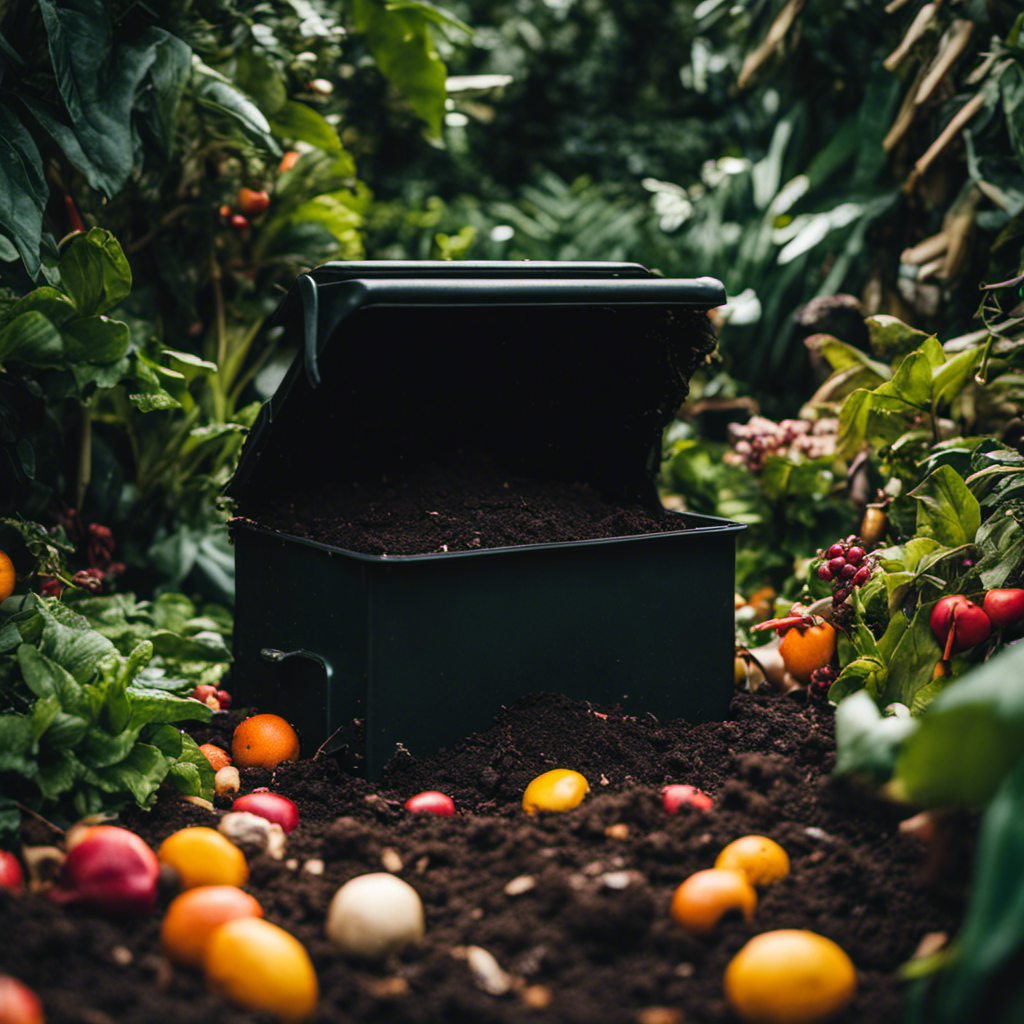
227 261 724 508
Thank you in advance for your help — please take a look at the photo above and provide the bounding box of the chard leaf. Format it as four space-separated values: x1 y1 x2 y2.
36 750 81 799
0 714 36 768
85 742 169 804
879 603 943 708
17 644 85 709
34 597 117 683
80 725 141 769
165 732 215 801
124 686 212 726
45 712 90 749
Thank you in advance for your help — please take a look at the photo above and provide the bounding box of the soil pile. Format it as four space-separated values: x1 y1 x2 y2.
246 454 681 555
2 691 968 1024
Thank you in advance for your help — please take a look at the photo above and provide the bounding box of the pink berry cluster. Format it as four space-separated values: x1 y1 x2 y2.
816 537 877 607
726 416 838 472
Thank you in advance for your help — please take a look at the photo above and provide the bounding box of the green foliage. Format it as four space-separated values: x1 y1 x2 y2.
0 591 226 843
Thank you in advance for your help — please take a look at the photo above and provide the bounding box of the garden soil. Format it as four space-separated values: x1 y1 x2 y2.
1 691 969 1024
246 453 681 555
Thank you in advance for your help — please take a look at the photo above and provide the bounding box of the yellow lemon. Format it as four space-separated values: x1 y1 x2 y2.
205 917 318 1022
158 827 248 889
522 769 589 814
725 930 856 1024
716 836 790 887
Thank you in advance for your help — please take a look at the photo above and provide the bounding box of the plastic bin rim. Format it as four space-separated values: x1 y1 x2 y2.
229 510 746 564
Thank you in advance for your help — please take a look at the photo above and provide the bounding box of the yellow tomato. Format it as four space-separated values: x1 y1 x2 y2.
725 930 856 1024
161 885 263 968
669 869 757 935
715 836 790 887
522 769 589 814
205 917 318 1022
158 827 248 889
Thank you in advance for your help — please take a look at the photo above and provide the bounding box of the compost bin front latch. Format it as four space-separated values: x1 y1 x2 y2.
297 273 321 389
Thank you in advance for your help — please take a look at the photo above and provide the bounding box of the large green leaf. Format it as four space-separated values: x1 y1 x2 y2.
191 59 280 153
834 691 918 781
62 315 131 364
58 229 132 317
0 105 47 277
17 644 85 710
1 287 78 329
33 597 118 684
35 2 179 195
165 732 215 801
909 465 981 548
352 0 448 139
269 100 344 152
895 641 1024 806
0 312 65 367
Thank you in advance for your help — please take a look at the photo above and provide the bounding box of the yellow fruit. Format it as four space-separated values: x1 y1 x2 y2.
725 930 856 1024
716 836 790 887
0 550 15 603
522 769 589 814
669 869 757 934
205 917 318 1022
158 827 248 889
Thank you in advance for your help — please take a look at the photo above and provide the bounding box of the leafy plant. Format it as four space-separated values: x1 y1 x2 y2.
0 591 229 844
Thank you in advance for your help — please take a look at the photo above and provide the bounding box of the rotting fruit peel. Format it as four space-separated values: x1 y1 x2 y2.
724 929 857 1024
669 868 757 935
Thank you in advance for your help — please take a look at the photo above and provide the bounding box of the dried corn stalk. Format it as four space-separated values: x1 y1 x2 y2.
738 0 808 89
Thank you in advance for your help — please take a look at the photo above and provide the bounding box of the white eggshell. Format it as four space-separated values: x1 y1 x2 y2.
326 872 425 958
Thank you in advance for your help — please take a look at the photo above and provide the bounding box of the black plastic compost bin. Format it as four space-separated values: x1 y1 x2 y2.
226 261 745 777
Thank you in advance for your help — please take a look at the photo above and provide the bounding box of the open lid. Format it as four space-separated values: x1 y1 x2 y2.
228 262 724 510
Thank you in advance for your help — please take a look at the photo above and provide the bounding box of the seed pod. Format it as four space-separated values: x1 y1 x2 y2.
860 506 888 547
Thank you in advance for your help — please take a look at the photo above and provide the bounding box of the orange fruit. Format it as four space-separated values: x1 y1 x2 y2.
0 550 15 603
204 917 318 1022
161 885 263 968
724 930 856 1023
232 714 301 769
779 620 836 684
521 769 589 814
158 827 248 889
716 836 790 887
669 869 757 935
199 744 232 772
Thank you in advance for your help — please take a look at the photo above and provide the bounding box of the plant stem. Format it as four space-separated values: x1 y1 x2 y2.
76 403 92 511
210 254 228 424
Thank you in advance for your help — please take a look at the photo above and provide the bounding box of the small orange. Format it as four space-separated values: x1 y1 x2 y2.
779 619 836 684
205 917 318 1022
716 836 790 887
199 743 233 772
670 869 757 935
158 827 248 889
232 714 301 769
0 550 15 603
161 885 263 968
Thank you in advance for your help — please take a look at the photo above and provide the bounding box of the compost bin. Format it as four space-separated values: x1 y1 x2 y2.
227 261 745 776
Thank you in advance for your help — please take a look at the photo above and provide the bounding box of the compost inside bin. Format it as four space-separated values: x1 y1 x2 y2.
235 299 718 554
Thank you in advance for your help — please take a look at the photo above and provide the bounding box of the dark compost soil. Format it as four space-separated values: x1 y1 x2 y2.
0 691 969 1024
245 454 681 556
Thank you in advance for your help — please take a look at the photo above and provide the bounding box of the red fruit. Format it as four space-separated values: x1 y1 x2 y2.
662 784 713 814
982 589 1024 629
216 689 232 709
279 150 302 173
0 975 44 1024
193 684 218 702
229 213 250 231
846 547 865 565
930 595 992 659
840 564 857 580
0 852 23 894
403 791 456 816
828 557 846 574
852 567 871 586
817 565 833 582
231 792 300 833
826 544 845 559
51 826 159 915
237 188 270 217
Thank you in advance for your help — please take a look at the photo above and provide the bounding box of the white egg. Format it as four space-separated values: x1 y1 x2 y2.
325 872 425 958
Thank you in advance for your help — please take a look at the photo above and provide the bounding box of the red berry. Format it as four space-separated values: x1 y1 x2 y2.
662 784 713 814
828 557 846 573
216 689 232 709
982 589 1024 629
404 791 456 816
834 587 850 603
852 567 871 586
827 544 845 559
230 214 249 231
192 685 219 703
846 547 865 565
817 565 833 582
237 187 270 217
840 564 857 580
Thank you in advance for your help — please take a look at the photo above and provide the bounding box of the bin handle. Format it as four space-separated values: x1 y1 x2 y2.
260 647 333 683
297 273 321 389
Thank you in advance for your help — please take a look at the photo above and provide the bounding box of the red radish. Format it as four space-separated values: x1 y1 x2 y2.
192 684 220 707
51 826 159 915
0 852 23 894
930 595 992 659
403 791 456 816
662 784 713 814
983 589 1024 629
231 792 300 833
216 688 232 709
0 975 44 1024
